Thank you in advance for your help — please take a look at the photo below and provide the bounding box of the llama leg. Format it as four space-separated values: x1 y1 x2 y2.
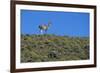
45 30 47 34
40 30 43 34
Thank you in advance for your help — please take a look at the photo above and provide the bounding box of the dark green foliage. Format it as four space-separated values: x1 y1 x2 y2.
21 34 89 62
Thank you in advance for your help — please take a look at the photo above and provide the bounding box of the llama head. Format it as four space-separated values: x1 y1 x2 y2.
48 21 52 27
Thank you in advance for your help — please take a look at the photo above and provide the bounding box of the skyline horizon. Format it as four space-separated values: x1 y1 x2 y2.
21 33 89 37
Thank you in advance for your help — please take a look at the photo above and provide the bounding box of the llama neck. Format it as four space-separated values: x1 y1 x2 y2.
48 22 51 27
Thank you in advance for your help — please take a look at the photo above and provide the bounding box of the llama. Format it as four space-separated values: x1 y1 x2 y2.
38 22 51 34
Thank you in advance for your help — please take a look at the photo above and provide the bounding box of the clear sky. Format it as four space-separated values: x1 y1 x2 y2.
21 9 89 37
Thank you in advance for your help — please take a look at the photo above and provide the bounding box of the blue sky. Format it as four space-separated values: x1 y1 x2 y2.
21 9 90 37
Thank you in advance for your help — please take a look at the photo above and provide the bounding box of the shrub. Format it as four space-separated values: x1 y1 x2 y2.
21 34 89 62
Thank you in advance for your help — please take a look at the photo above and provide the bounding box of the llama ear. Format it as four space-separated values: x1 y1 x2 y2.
48 21 52 25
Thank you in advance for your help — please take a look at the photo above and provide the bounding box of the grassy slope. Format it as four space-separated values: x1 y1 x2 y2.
21 34 89 62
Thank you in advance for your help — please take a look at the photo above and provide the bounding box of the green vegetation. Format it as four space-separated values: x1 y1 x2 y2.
21 34 89 63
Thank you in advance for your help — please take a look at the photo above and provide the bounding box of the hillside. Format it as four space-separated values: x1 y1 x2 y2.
21 34 89 62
